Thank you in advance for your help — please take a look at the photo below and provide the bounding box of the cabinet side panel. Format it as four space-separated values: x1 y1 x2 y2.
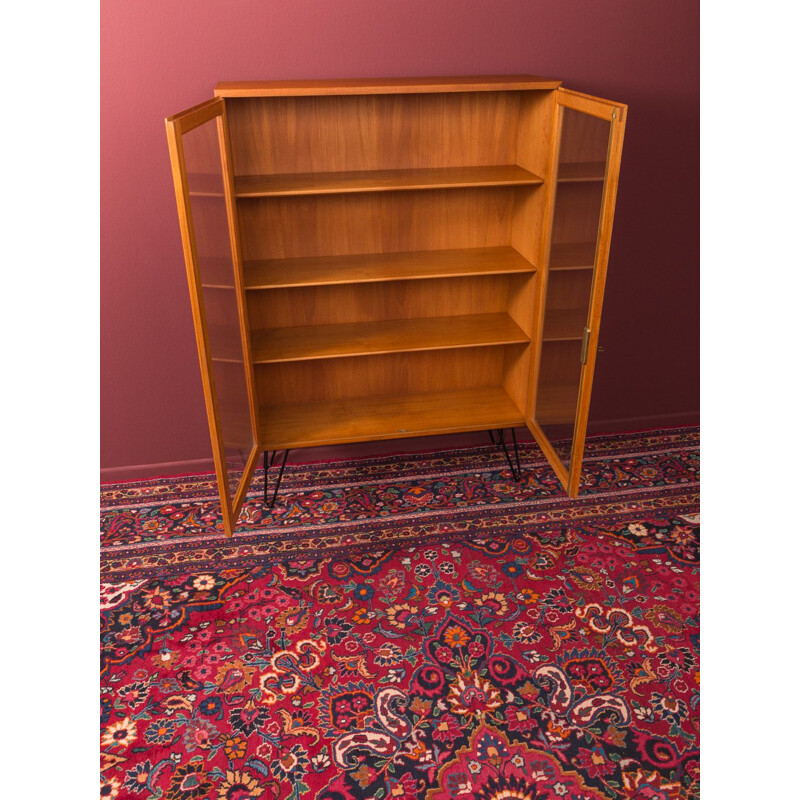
502 343 531 415
512 90 556 255
507 91 556 413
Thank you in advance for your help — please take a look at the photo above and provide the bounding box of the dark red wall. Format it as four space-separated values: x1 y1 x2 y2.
101 0 699 477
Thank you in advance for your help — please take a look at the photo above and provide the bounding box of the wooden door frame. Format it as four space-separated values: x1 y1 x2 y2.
165 98 260 536
526 89 627 497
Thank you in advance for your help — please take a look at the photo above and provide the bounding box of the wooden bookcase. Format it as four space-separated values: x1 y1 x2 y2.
165 75 627 536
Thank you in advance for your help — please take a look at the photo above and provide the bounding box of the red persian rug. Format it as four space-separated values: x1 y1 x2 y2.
100 428 699 800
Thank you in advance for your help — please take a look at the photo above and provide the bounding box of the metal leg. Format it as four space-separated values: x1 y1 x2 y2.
264 449 290 508
488 428 523 482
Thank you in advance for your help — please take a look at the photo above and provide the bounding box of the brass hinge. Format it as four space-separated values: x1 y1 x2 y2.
580 327 591 364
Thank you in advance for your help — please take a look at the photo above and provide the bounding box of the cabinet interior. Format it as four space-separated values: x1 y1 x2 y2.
221 89 578 449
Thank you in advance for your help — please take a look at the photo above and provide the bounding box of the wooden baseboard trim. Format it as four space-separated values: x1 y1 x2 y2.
100 411 699 483
101 457 217 484
586 411 699 435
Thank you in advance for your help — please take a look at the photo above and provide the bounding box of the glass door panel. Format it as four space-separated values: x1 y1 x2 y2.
531 91 626 495
166 100 257 534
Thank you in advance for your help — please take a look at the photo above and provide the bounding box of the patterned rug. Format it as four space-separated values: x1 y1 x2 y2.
100 427 699 799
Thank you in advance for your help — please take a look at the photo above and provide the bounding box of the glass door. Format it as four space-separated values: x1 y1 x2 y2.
165 99 259 535
528 89 627 496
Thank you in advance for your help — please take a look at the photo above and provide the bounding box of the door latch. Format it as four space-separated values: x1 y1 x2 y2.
580 327 591 364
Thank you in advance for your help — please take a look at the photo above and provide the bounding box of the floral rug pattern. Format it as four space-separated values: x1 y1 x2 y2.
100 428 699 799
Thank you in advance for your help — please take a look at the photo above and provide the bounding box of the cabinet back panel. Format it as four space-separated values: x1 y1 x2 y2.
226 93 523 175
247 275 512 329
255 346 515 405
237 188 516 260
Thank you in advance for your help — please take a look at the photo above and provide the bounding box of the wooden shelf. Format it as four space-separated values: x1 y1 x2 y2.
245 246 536 290
549 242 596 271
252 312 529 364
557 161 606 183
542 309 586 341
537 383 580 425
234 165 543 198
259 386 525 449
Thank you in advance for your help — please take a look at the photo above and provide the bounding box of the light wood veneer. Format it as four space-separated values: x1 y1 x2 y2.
166 75 627 534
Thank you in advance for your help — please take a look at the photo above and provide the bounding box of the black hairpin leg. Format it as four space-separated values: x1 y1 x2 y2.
264 449 290 508
488 428 523 482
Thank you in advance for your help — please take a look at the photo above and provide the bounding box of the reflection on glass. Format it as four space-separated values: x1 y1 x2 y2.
182 121 253 500
536 107 611 470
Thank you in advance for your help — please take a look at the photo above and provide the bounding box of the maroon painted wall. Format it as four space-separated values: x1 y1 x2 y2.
101 0 699 477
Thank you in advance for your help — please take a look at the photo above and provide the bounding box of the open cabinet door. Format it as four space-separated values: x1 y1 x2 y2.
165 99 260 536
527 89 627 497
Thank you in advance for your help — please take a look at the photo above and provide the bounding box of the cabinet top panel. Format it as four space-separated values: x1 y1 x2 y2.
214 75 561 98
